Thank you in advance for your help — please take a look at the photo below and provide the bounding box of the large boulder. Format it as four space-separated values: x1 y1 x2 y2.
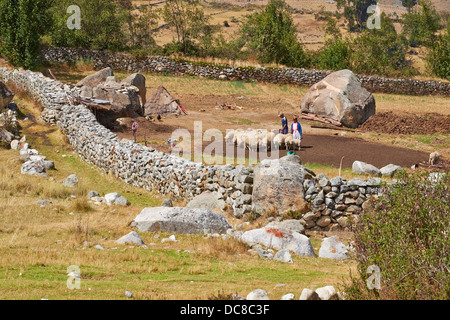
240 226 316 257
185 191 226 212
300 70 376 128
251 155 313 216
130 207 232 235
76 67 114 88
122 73 147 106
0 81 14 108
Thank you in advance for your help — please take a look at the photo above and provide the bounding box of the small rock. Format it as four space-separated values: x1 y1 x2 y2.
115 231 144 245
37 200 52 207
87 191 99 198
281 293 295 300
246 289 270 300
299 288 320 300
315 286 338 300
125 291 133 298
274 249 293 263
161 198 173 207
63 174 79 187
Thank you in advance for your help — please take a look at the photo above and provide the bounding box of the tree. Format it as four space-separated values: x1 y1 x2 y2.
121 1 159 49
351 13 410 76
240 0 309 67
50 0 128 51
0 0 53 69
426 23 450 80
401 0 442 47
402 0 419 12
162 0 211 55
336 0 378 31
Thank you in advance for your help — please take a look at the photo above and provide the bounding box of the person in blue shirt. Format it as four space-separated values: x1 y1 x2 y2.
279 113 288 134
291 116 302 140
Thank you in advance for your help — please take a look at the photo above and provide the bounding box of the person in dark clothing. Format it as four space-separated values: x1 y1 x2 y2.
279 113 288 134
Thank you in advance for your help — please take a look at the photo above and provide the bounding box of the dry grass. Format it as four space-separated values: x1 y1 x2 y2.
0 82 357 300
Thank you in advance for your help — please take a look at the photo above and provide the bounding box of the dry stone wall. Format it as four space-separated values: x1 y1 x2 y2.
42 47 450 96
1 67 390 231
0 67 254 218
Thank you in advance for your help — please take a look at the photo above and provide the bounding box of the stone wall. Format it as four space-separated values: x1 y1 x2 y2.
1 67 389 231
0 68 254 218
303 175 385 232
41 47 450 96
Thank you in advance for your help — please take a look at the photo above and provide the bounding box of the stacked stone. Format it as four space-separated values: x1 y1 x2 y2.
303 174 382 231
0 67 254 218
40 47 450 96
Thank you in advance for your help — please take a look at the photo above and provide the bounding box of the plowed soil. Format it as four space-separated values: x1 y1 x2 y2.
360 112 450 135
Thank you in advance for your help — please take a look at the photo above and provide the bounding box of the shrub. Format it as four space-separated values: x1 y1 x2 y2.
426 23 450 80
343 170 449 300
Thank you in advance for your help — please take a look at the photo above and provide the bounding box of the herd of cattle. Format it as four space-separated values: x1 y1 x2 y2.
225 129 301 152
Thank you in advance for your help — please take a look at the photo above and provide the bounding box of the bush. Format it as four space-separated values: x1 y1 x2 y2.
0 0 52 69
344 171 449 300
426 23 450 80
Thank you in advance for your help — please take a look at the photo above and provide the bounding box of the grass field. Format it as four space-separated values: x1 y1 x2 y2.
0 87 357 300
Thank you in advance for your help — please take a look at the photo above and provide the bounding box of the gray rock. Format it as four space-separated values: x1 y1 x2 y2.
122 73 147 105
63 174 79 187
380 164 403 177
240 227 316 257
76 67 114 88
0 129 14 145
115 231 144 245
161 199 173 207
300 69 376 128
281 293 295 300
252 244 274 260
252 156 312 217
105 192 121 205
125 291 133 298
10 139 19 150
21 160 46 176
87 191 99 198
299 288 320 300
114 195 128 206
330 176 345 187
130 207 232 235
37 200 52 207
95 244 104 250
315 286 338 300
266 219 305 235
186 191 226 212
352 161 381 176
246 289 270 300
318 236 349 259
274 249 293 263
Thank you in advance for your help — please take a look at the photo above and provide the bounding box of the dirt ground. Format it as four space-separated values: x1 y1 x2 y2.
114 106 433 169
360 111 450 135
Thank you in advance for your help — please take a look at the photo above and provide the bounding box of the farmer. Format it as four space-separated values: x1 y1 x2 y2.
291 116 302 140
132 121 139 143
279 113 288 134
